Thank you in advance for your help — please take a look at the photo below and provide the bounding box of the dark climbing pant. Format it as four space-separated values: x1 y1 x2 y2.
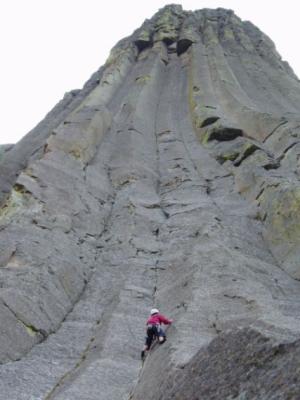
145 324 166 349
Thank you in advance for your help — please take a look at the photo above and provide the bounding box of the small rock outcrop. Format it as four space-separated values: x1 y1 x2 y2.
1 5 300 399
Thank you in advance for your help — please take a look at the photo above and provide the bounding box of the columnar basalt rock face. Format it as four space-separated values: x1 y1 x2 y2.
1 5 300 399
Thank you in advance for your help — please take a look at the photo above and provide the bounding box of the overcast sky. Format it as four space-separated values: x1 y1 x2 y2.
1 0 300 144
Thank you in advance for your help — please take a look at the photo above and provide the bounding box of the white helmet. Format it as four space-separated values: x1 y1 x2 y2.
150 308 159 315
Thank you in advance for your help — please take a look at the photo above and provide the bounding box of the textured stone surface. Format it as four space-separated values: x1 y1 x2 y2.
136 328 300 400
1 5 300 400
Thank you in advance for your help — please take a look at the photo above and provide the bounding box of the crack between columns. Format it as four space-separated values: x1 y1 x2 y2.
263 120 288 143
127 56 168 400
0 299 46 343
152 57 168 311
43 335 95 400
43 289 122 400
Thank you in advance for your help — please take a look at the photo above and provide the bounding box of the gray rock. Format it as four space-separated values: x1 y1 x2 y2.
1 5 300 400
134 328 300 400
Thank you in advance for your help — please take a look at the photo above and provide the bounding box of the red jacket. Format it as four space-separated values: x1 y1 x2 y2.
147 313 172 326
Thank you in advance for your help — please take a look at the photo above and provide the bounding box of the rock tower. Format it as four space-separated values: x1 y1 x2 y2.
1 5 300 399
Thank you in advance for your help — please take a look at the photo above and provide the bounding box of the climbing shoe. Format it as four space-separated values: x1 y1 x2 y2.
141 350 145 360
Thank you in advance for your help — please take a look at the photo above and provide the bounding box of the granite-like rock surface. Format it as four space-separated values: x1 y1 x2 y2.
1 5 300 400
137 328 300 399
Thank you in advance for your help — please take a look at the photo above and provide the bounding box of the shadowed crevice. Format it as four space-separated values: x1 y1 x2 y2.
135 40 153 53
177 39 193 55
207 127 243 142
200 116 220 128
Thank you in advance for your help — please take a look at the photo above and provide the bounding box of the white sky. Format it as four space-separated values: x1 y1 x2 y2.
1 0 300 144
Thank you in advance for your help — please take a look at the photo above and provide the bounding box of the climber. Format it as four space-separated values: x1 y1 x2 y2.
141 308 173 359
